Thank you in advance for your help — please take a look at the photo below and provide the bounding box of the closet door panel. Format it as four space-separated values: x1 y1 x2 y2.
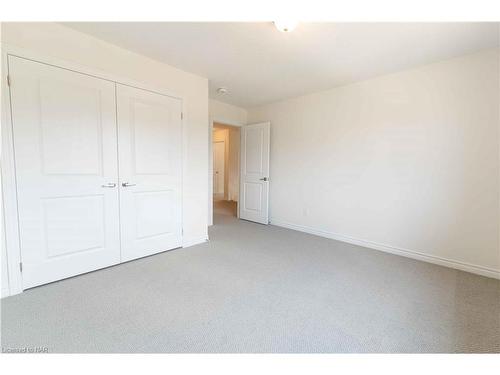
8 56 121 288
116 84 182 262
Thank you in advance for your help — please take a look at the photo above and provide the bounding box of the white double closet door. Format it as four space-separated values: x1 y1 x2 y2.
9 56 183 289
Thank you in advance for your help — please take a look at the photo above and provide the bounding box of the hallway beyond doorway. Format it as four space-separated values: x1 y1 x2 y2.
212 122 240 223
214 198 237 217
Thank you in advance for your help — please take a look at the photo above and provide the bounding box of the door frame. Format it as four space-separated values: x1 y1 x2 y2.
213 140 225 197
1 43 186 297
208 118 244 226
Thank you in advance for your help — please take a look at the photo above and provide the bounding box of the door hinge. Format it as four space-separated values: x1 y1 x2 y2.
19 262 23 272
181 112 183 120
7 75 11 87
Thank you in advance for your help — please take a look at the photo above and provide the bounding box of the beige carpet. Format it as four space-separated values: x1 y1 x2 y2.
1 212 499 353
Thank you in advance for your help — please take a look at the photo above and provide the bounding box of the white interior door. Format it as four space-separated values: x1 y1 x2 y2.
239 122 270 224
213 141 225 196
8 56 121 289
116 84 183 262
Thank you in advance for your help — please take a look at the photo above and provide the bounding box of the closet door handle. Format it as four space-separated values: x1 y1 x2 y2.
121 182 137 187
101 183 117 188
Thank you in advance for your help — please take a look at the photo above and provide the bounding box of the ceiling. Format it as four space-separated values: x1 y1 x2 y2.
63 22 499 108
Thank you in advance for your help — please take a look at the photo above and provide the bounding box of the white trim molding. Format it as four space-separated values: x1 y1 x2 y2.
270 218 500 280
1 45 23 297
182 236 209 248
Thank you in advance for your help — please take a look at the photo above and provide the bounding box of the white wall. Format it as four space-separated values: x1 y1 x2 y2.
227 127 240 202
210 99 247 125
248 49 500 278
1 22 209 294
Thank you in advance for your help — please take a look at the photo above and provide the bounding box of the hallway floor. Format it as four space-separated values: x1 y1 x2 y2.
213 199 237 217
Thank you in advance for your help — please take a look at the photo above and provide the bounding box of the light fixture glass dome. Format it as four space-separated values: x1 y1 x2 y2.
274 20 298 33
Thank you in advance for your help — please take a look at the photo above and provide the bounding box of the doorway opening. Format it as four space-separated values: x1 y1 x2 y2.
212 123 240 219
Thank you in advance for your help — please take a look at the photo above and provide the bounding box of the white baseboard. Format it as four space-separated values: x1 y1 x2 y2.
270 218 500 280
183 235 209 248
1 286 10 298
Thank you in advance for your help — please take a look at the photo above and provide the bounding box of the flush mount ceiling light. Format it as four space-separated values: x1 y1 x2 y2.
273 20 298 32
217 87 229 95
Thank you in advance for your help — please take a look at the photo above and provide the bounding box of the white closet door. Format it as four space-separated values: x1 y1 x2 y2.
116 84 183 262
8 56 121 289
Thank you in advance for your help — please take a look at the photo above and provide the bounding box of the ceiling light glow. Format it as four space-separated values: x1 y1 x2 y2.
274 20 298 32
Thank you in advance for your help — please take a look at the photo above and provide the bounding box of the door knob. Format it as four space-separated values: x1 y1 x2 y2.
101 183 117 188
260 177 268 181
121 182 137 187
